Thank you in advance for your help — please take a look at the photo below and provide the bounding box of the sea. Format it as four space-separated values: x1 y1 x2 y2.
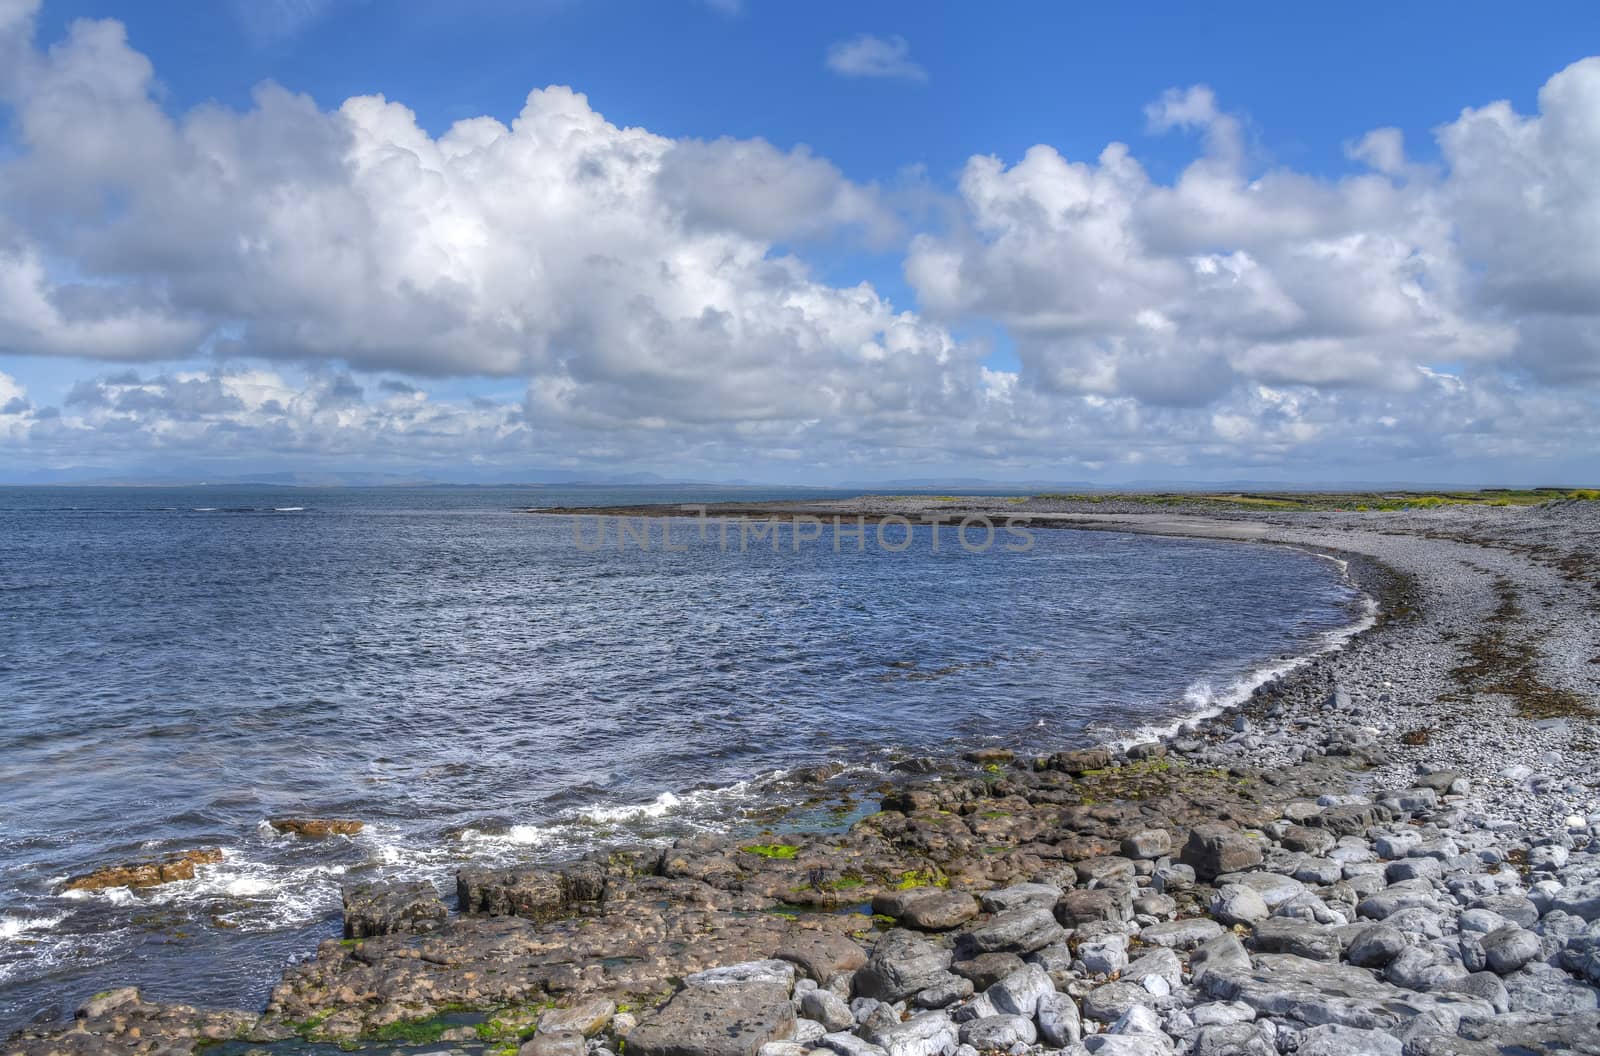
0 484 1365 1031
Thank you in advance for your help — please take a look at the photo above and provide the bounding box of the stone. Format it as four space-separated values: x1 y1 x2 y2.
1079 933 1129 975
1551 881 1600 922
855 931 953 1002
1294 1024 1401 1056
1121 830 1172 860
979 883 1061 914
1500 961 1600 1014
1081 982 1152 1024
1056 887 1131 926
1050 748 1111 774
1191 1023 1274 1056
960 907 1064 954
1345 924 1407 969
269 817 363 838
522 1032 586 1056
1123 948 1182 992
799 990 855 1032
76 987 140 1020
457 863 604 919
1282 826 1337 855
1478 926 1540 975
951 952 1024 990
817 1033 887 1056
61 847 224 891
911 974 972 1010
340 879 446 939
1357 880 1440 920
1199 953 1494 1030
686 960 795 992
627 981 797 1056
1210 884 1269 926
1252 919 1340 962
1181 824 1263 881
1151 863 1196 893
957 1015 1035 1050
1083 1037 1173 1056
1220 871 1305 910
1077 856 1137 886
1189 1001 1255 1027
1139 918 1223 950
864 1011 959 1056
1189 932 1252 986
898 891 980 931
540 997 617 1037
1037 991 1082 1047
776 932 868 983
1293 858 1344 885
984 964 1054 1017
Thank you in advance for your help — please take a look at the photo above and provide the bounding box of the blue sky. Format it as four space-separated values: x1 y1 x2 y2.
1 0 1598 483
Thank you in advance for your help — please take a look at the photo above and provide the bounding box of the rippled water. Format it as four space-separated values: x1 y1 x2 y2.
0 485 1361 1031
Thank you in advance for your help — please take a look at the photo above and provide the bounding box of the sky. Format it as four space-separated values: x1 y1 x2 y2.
0 0 1598 485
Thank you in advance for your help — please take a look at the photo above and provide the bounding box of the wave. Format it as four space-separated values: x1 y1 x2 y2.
273 507 305 513
1107 549 1378 748
0 911 68 941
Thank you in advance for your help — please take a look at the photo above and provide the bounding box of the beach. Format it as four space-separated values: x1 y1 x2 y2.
8 498 1600 1056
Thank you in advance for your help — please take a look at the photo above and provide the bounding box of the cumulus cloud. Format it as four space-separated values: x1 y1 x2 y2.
0 0 1597 481
824 34 927 82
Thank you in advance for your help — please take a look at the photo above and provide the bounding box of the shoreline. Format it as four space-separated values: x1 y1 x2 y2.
9 501 1599 1056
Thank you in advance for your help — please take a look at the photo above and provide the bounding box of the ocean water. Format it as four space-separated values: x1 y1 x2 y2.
0 485 1362 1031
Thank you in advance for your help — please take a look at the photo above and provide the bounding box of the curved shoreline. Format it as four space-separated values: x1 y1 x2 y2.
9 502 1599 1056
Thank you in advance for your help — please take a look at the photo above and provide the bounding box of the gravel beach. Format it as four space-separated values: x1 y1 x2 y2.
9 500 1600 1056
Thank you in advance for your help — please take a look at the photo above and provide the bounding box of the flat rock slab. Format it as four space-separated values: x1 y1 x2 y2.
1202 953 1496 1030
627 982 796 1056
341 879 447 939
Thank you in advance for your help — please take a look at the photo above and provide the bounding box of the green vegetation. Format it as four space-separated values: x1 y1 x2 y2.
1030 487 1597 512
740 843 801 860
892 868 949 890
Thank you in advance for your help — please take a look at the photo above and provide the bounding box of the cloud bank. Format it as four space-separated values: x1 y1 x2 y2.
0 0 1596 481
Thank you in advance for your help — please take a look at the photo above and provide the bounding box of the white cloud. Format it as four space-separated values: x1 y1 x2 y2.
0 0 1597 482
824 34 927 83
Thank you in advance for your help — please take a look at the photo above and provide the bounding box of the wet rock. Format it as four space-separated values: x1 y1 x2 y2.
76 987 141 1020
61 848 223 891
1049 748 1111 774
457 863 605 920
1181 824 1263 881
268 817 363 838
854 930 953 1002
340 879 446 939
627 981 796 1056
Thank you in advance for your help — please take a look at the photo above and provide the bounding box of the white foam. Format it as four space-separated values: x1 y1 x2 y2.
579 791 683 823
273 507 305 512
0 911 68 941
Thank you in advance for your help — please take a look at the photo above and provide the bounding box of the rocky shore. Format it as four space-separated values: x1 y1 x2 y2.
8 501 1599 1056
